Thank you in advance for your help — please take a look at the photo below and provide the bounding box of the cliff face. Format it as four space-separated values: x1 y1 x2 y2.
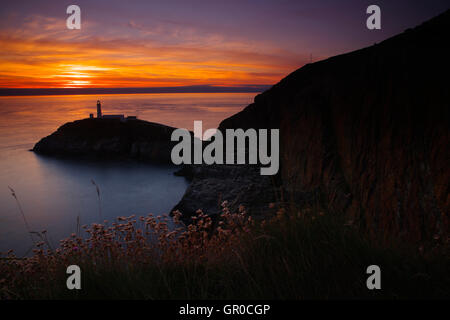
33 118 178 163
219 11 450 241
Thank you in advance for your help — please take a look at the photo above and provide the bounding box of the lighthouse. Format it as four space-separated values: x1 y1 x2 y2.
97 100 102 118
90 100 136 121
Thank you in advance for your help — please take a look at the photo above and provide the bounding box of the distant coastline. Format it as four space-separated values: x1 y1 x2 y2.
0 85 271 97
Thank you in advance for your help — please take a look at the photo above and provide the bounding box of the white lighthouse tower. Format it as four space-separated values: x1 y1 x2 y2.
97 100 102 118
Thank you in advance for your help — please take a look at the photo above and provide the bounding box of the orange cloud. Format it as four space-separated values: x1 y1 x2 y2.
0 15 310 88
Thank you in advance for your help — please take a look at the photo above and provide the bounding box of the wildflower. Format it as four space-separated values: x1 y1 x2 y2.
276 209 285 220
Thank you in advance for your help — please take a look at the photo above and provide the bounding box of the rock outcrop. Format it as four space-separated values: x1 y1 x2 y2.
173 164 281 222
32 118 179 163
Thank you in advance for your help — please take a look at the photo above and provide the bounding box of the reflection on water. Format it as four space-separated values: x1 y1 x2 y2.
0 93 254 255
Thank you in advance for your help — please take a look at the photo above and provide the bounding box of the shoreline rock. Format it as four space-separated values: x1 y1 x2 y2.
32 118 180 164
172 164 281 223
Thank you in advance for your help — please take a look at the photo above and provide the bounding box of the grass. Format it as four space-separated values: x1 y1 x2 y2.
1 203 449 300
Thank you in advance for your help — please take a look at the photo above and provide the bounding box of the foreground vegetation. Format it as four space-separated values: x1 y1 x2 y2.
1 203 449 299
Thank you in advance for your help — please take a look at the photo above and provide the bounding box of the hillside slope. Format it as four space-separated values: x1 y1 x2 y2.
219 10 450 241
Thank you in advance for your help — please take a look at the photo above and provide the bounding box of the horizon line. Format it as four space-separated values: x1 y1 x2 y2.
0 85 272 97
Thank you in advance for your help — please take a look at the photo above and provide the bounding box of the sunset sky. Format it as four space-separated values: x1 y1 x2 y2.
0 0 448 88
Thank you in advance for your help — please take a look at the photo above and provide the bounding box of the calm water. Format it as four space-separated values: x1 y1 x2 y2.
0 93 254 255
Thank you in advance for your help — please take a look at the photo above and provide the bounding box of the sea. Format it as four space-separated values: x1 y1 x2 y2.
0 92 254 255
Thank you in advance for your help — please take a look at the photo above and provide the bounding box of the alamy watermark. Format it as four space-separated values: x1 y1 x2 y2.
366 5 381 30
66 5 81 30
66 265 81 289
171 121 279 176
366 265 381 289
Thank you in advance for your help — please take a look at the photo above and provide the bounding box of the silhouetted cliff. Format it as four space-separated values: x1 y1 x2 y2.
217 10 450 241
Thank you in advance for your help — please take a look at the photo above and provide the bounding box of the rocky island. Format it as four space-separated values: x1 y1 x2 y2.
32 118 179 163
